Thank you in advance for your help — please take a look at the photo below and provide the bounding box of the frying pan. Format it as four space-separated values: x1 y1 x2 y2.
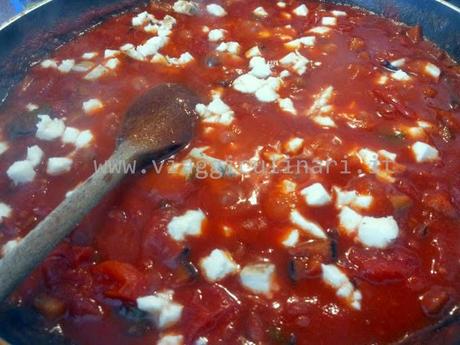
0 0 459 344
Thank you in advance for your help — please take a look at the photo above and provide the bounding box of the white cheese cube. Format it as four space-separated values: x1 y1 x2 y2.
206 4 227 17
208 29 225 42
57 59 75 73
352 195 373 209
36 115 66 141
245 46 261 58
84 65 109 80
277 2 286 8
26 145 44 167
105 58 120 70
253 6 268 18
83 98 104 114
7 160 36 185
378 149 397 162
357 148 379 172
82 52 98 60
104 49 120 58
338 206 362 235
411 141 439 162
282 229 299 247
358 216 399 248
321 17 337 26
280 179 297 194
308 26 331 34
200 249 239 281
26 103 39 112
312 115 336 128
331 10 347 16
391 58 406 68
391 70 411 81
167 209 206 241
0 142 9 156
293 4 308 16
290 209 327 239
240 263 275 294
62 127 80 145
300 182 332 206
173 0 198 15
278 98 297 115
249 56 272 79
40 59 58 69
285 36 315 49
284 137 304 154
75 130 94 148
322 264 361 310
424 62 441 80
46 157 73 176
279 51 309 75
137 290 183 329
233 74 265 94
195 94 235 126
0 203 12 223
255 83 279 102
334 187 358 208
158 334 184 345
216 41 241 55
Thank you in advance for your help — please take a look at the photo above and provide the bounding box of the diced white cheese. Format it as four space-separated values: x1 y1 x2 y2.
82 52 98 60
411 141 439 163
300 182 332 207
240 263 275 294
233 73 265 93
208 29 225 42
285 36 316 49
307 86 334 116
62 127 80 145
0 203 12 223
164 52 194 66
357 148 379 172
352 195 373 210
249 56 272 79
26 145 44 167
391 58 406 68
188 147 240 177
284 137 304 154
277 2 286 8
57 59 75 73
0 142 9 156
195 94 235 126
104 49 120 58
158 334 184 345
46 157 73 176
84 65 109 80
1 238 20 256
293 4 308 16
391 69 411 81
167 209 206 241
200 249 239 281
194 337 208 345
312 115 336 128
173 0 198 15
279 51 309 75
40 59 58 69
321 17 337 26
334 187 358 208
280 179 297 194
206 4 227 17
321 264 362 310
331 10 347 16
378 149 397 162
282 229 299 247
82 98 103 115
137 290 183 329
138 36 169 57
308 26 331 34
216 41 241 55
72 61 95 73
132 11 155 27
255 80 280 102
424 62 441 80
358 216 399 248
245 46 261 58
338 206 362 235
36 115 66 141
26 103 39 112
7 160 36 185
253 6 268 18
105 58 120 70
290 209 327 239
278 98 297 115
75 130 93 148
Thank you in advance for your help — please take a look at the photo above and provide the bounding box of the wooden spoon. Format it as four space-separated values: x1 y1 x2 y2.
0 83 199 301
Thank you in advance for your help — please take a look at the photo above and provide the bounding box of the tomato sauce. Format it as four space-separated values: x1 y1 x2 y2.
0 1 459 344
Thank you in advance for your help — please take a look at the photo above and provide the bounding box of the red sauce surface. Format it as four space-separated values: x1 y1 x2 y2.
0 1 459 344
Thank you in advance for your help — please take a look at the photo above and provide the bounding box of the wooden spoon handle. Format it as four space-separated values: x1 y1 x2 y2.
0 142 137 301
